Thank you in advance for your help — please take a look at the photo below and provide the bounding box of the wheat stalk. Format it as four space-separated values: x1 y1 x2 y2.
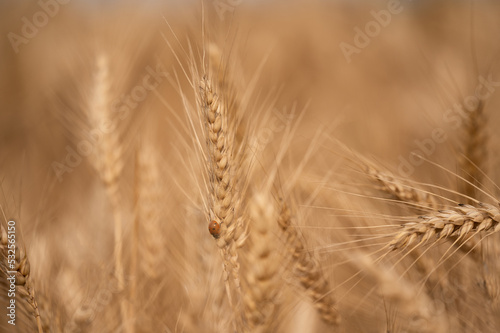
37 289 66 333
459 100 487 200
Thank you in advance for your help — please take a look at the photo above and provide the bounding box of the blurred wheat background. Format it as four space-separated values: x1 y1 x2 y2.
1 0 500 332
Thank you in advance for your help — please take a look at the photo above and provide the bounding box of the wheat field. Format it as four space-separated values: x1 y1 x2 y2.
1 0 500 332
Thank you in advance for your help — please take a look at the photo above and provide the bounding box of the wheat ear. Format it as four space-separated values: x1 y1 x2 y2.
389 202 500 250
198 76 236 235
87 54 129 331
365 164 440 210
208 43 246 146
133 141 163 279
243 193 280 330
362 160 487 258
278 200 340 326
0 225 43 333
198 75 243 323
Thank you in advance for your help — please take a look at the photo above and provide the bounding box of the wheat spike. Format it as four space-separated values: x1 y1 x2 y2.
87 54 129 332
0 225 44 333
198 74 244 329
134 140 163 279
198 76 236 234
365 164 440 210
243 193 280 331
389 202 500 250
278 200 340 326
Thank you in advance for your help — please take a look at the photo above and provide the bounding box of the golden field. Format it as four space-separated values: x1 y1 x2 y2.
1 1 500 332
